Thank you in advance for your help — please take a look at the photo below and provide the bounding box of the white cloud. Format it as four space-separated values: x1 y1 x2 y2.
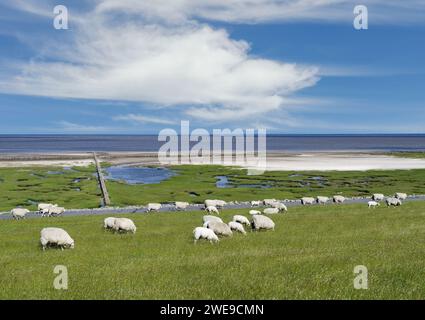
114 114 175 125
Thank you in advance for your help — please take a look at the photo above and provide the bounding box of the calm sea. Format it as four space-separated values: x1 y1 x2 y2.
0 135 424 153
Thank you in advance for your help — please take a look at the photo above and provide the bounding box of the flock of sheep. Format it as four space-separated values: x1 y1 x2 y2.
7 192 409 249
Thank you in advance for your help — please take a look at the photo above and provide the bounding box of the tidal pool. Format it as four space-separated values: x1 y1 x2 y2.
105 166 175 185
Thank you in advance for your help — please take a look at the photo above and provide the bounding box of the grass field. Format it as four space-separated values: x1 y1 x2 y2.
1 202 425 299
2 164 425 211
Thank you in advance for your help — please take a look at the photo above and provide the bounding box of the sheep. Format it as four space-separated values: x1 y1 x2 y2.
193 227 219 244
249 210 262 215
206 220 233 237
205 206 219 215
271 202 288 212
11 208 30 220
251 200 262 207
395 193 407 200
38 203 58 214
316 196 329 205
104 217 116 229
175 201 189 211
233 215 250 226
47 206 65 217
228 221 246 235
263 208 279 214
204 199 227 208
372 194 385 201
40 227 74 251
301 197 315 205
386 197 402 207
263 199 277 206
113 218 137 233
147 203 162 212
368 201 380 208
251 215 275 231
202 215 223 224
333 195 346 204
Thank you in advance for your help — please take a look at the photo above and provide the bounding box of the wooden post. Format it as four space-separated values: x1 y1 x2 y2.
93 152 111 206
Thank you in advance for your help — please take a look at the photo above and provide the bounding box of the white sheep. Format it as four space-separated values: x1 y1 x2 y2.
249 210 262 215
395 193 407 200
113 218 137 233
193 227 219 244
40 227 74 250
175 201 189 210
316 196 329 205
251 200 262 207
263 208 279 214
202 215 223 224
104 217 116 229
206 220 233 237
368 201 380 208
47 206 65 217
11 208 30 220
233 215 250 226
333 195 345 204
386 197 402 207
301 197 315 205
372 194 385 201
271 202 288 212
251 215 275 231
263 199 277 206
204 199 227 208
228 221 246 235
205 206 220 215
38 203 58 213
147 203 162 212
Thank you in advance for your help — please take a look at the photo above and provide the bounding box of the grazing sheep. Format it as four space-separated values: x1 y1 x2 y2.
147 203 162 212
206 220 233 237
38 203 57 214
386 197 402 207
233 215 250 226
47 206 65 217
249 210 262 215
368 201 380 208
104 217 116 229
333 195 346 204
251 200 262 207
372 194 385 201
202 215 223 224
263 199 277 206
263 208 279 214
228 221 246 234
40 227 74 251
113 218 137 233
175 201 189 210
395 193 407 200
251 215 275 231
271 202 288 212
11 208 30 220
204 199 227 208
205 206 220 215
301 197 315 205
193 227 219 244
316 196 329 205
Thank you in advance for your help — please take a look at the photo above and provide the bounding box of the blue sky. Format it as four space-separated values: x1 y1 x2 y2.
0 1 424 134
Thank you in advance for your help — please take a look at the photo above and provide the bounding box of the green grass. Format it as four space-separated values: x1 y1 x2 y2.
2 164 425 211
106 165 425 206
0 165 101 211
1 202 425 299
386 152 425 159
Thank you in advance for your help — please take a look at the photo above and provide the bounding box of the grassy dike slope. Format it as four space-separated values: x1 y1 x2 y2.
1 202 425 299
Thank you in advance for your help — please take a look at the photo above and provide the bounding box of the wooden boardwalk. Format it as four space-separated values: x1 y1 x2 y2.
93 152 111 206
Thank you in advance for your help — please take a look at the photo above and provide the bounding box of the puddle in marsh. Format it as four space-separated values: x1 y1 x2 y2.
105 166 176 185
